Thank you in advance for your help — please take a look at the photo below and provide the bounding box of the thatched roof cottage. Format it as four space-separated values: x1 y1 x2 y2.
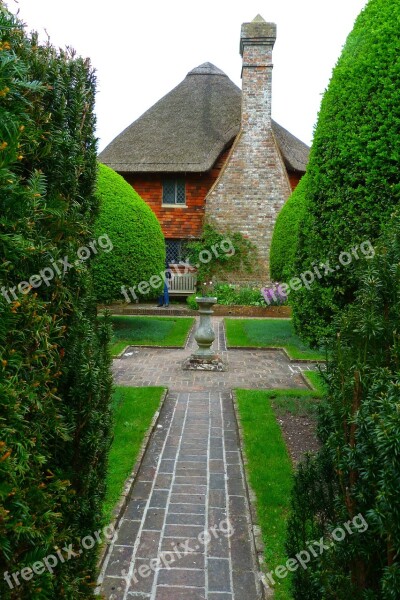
99 15 309 282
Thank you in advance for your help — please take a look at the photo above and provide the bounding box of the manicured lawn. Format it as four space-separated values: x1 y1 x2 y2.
236 389 294 599
110 316 195 355
103 386 165 524
235 378 325 599
225 318 325 361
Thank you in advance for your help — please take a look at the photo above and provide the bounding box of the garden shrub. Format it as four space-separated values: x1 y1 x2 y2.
186 223 256 284
286 212 400 599
291 0 400 346
0 6 112 598
186 294 199 310
187 284 270 307
93 164 165 303
208 283 264 306
270 175 308 282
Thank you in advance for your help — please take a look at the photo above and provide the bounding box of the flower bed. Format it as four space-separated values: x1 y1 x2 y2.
212 304 291 317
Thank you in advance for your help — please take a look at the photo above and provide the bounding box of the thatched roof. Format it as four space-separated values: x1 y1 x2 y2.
98 62 309 174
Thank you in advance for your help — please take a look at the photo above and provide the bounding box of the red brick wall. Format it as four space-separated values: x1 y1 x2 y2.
288 171 302 191
123 147 231 239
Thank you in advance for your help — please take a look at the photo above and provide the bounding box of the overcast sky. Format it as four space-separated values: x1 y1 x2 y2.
9 0 368 152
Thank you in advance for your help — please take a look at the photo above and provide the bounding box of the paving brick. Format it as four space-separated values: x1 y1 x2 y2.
209 489 226 508
166 512 205 526
106 545 134 577
131 481 152 500
169 551 205 570
232 569 260 600
175 467 207 478
127 557 159 594
175 475 207 485
208 557 231 592
209 446 224 460
229 495 247 516
154 587 206 600
149 490 169 508
115 519 140 546
157 567 205 587
169 503 205 515
124 499 147 520
154 474 173 489
160 537 201 553
227 476 246 496
209 459 225 474
100 577 127 600
172 484 206 495
143 508 166 531
159 459 175 474
164 524 204 539
209 473 226 490
170 493 205 505
135 531 162 559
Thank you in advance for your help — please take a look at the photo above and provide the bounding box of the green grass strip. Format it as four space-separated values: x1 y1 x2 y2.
225 318 325 361
103 386 165 524
109 316 195 356
235 389 295 599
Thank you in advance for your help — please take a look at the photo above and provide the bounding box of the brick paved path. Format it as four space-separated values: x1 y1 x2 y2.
112 318 310 392
99 318 315 599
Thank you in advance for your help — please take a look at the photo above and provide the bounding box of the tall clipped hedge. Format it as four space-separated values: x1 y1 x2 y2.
270 175 308 282
93 164 165 303
0 6 112 598
286 212 400 599
291 0 400 345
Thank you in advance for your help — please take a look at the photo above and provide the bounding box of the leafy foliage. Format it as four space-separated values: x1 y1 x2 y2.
0 7 112 598
270 175 308 282
93 164 165 303
286 212 400 599
291 0 400 345
186 223 256 284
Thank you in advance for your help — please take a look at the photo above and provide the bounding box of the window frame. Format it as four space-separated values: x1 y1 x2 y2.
162 178 186 206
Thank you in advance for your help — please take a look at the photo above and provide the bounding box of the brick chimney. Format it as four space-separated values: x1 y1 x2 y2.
240 15 276 128
205 15 291 284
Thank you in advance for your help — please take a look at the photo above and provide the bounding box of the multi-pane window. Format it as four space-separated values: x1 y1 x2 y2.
162 179 186 205
166 239 189 264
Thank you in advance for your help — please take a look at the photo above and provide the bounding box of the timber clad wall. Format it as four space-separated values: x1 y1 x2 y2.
125 146 231 239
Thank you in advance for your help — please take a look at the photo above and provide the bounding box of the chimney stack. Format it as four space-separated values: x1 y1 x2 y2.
205 16 291 284
240 15 276 129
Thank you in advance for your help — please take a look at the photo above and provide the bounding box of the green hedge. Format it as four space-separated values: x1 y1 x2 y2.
0 8 112 598
270 175 308 282
287 212 400 599
93 164 165 303
291 0 400 345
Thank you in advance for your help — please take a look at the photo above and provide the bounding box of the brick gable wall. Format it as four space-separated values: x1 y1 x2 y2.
204 20 293 285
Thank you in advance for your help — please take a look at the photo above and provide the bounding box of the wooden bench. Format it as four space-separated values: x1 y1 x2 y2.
167 269 197 296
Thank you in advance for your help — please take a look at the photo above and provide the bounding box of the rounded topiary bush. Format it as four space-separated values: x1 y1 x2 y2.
291 0 400 345
93 164 165 303
270 175 308 282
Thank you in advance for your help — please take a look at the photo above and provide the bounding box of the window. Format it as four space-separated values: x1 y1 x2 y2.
166 239 189 264
162 179 186 205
